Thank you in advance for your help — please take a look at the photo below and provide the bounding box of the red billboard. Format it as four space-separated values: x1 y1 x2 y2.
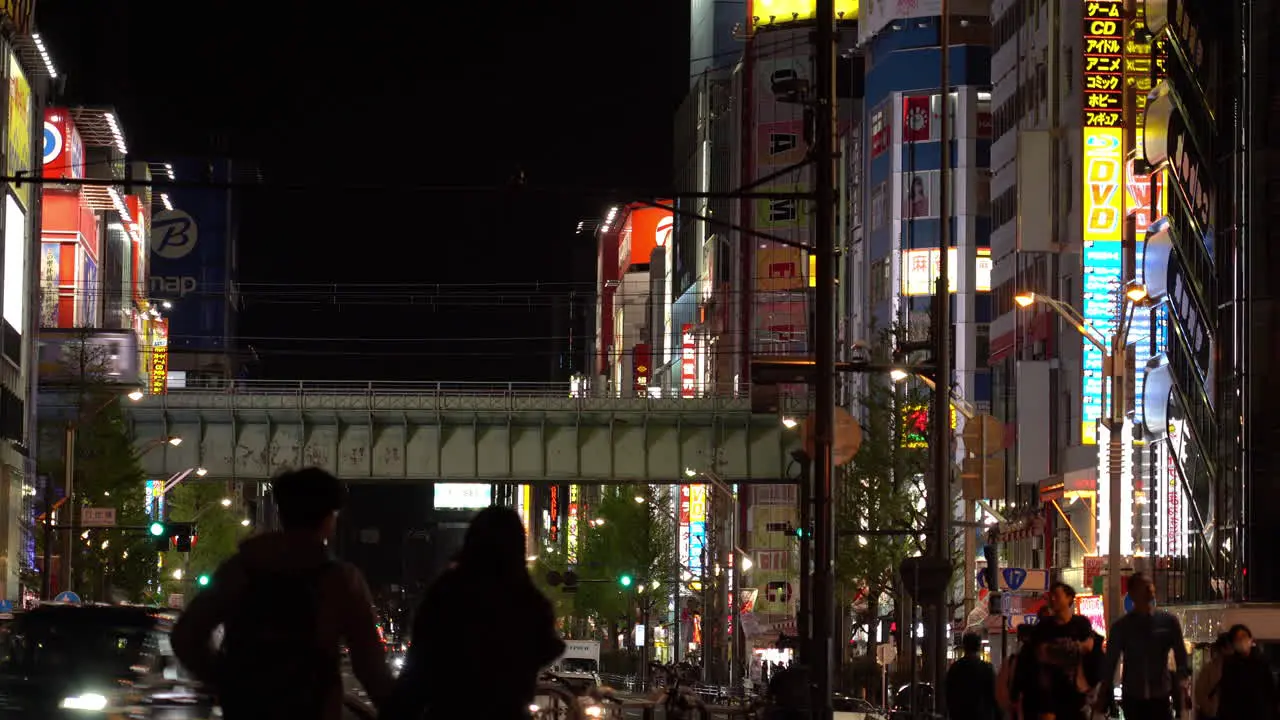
618 204 673 276
42 108 85 180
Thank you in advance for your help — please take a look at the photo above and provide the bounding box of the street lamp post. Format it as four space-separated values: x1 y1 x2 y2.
1016 284 1147 629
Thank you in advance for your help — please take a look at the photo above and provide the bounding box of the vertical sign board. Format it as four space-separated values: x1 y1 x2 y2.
681 324 697 398
144 480 165 521
149 319 169 395
548 485 559 542
679 485 692 579
1083 1 1125 131
567 485 580 564
688 484 707 577
1080 237 1122 442
150 159 232 351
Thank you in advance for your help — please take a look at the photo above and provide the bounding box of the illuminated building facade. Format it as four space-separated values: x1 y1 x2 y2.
0 15 47 604
983 0 1246 620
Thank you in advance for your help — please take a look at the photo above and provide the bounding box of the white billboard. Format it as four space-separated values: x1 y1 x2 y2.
434 483 491 510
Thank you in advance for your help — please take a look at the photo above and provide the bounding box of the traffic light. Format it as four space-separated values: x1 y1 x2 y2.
172 523 194 553
197 574 211 587
150 522 171 552
619 574 633 588
151 522 195 552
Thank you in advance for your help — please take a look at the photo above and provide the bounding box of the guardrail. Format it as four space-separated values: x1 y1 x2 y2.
149 379 764 400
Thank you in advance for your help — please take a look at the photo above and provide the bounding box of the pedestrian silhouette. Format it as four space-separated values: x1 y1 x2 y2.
172 467 393 720
381 506 564 719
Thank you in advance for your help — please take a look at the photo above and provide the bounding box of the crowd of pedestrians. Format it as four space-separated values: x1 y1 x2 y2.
946 573 1276 720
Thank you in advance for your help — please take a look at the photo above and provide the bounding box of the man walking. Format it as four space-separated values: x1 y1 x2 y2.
1096 573 1189 720
947 632 999 720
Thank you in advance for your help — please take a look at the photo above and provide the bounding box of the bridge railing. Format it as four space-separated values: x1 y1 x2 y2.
160 379 784 401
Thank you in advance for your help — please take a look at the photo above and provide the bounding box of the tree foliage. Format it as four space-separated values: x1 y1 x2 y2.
530 542 578 630
572 486 678 628
158 480 250 601
835 377 931 604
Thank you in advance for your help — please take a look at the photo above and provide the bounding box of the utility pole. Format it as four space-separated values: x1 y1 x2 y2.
931 0 954 711
812 0 838 716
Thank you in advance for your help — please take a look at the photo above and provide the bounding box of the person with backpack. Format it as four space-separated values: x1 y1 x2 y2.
379 506 564 719
172 468 394 719
1094 572 1189 720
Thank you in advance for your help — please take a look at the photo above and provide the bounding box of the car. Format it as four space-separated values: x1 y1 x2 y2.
0 603 215 719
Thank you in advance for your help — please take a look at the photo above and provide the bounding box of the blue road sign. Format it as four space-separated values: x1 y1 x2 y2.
53 591 80 604
1002 568 1029 591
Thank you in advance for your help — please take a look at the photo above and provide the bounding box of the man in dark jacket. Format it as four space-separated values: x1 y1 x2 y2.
172 468 393 720
381 506 565 719
947 632 998 720
1096 572 1188 720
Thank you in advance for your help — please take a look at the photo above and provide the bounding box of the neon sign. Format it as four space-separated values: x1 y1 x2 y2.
1082 0 1124 128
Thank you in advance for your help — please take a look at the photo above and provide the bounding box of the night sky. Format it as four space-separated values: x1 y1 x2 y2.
37 1 690 586
39 0 689 382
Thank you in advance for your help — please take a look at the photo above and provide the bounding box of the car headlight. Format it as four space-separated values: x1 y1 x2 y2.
59 693 109 711
584 704 604 717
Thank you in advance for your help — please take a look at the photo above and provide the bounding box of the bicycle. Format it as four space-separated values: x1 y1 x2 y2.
649 661 709 720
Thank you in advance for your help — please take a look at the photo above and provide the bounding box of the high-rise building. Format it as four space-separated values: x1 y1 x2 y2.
982 0 1261 637
0 19 48 604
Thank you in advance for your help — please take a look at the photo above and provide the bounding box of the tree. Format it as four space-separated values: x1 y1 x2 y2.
835 349 931 679
158 480 249 601
529 541 578 632
36 328 158 602
573 487 678 650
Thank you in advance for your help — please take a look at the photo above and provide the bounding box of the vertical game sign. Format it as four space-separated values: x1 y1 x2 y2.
1082 0 1125 129
567 485 580 564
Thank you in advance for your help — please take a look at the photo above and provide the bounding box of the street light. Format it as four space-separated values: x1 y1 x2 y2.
782 417 799 429
167 436 183 447
195 467 208 477
220 497 232 507
127 389 144 401
1015 284 1148 629
240 518 251 527
634 495 646 504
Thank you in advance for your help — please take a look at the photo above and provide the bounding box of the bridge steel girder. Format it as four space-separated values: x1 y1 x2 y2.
123 392 803 485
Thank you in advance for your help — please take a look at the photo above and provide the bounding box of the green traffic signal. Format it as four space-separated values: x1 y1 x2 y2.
149 522 166 537
197 574 211 587
619 575 633 588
